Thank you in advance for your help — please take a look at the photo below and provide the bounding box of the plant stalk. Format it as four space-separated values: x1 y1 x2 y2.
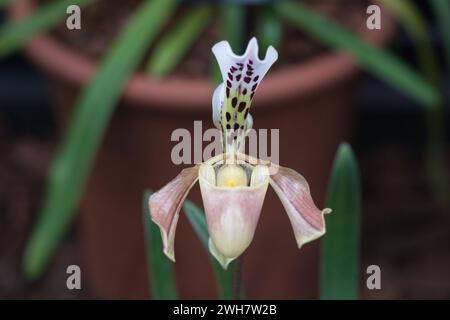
232 256 244 300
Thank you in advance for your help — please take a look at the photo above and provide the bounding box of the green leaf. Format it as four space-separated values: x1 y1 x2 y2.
183 200 236 300
276 1 441 108
431 0 450 75
22 0 177 280
380 0 449 209
147 5 213 76
143 191 177 300
0 0 18 10
257 6 282 54
320 143 361 300
212 3 246 85
0 0 93 57
379 0 441 86
220 4 245 54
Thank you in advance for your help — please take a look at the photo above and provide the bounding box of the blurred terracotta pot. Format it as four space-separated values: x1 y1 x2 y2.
11 1 394 299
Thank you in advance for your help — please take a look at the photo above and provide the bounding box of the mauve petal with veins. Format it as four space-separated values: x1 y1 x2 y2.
270 166 331 248
149 166 199 261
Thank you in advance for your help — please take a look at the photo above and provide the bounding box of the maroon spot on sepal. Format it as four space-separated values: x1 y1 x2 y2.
248 59 253 65
226 87 230 98
244 77 251 83
226 80 232 88
238 101 247 112
226 124 231 130
230 66 237 72
253 75 259 82
236 74 242 81
226 112 231 121
228 73 233 81
252 83 257 91
233 123 239 131
246 71 253 76
242 88 248 95
250 92 255 99
244 108 249 119
231 97 238 108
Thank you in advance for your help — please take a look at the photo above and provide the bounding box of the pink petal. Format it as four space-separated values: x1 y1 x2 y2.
198 163 269 269
148 166 199 261
270 166 331 248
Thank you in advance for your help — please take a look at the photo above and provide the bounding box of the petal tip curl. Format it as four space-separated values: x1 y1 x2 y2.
148 166 199 262
149 194 177 262
270 166 329 249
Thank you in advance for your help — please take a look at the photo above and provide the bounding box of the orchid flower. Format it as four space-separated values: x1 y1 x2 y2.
149 38 331 269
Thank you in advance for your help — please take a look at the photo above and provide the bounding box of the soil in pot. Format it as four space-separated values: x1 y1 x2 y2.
44 0 370 77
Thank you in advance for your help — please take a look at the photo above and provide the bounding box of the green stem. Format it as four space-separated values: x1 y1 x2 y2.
232 256 244 300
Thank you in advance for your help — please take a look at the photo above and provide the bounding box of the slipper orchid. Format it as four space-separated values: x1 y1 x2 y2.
149 38 331 269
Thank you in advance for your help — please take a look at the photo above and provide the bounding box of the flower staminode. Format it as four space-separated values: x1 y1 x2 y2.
149 38 331 269
216 165 247 187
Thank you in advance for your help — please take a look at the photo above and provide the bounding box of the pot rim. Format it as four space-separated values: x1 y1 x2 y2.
9 0 395 112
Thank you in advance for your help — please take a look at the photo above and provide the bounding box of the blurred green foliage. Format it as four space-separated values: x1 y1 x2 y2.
257 6 282 53
379 0 449 208
0 0 93 57
276 1 440 108
0 0 444 288
431 0 450 74
0 0 18 9
147 5 213 76
321 143 361 300
22 0 177 279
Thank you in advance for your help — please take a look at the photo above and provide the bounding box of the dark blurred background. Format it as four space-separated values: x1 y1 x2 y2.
1 0 449 299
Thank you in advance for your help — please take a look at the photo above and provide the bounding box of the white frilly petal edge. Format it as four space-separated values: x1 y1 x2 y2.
148 165 199 261
269 166 332 248
211 37 278 85
211 37 277 129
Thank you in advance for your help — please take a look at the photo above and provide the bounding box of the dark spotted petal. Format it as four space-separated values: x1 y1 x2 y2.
211 38 277 141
